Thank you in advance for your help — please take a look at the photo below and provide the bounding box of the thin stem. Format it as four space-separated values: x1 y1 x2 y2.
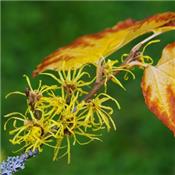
96 57 105 83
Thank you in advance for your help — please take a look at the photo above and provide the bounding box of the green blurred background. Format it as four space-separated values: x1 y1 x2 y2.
1 1 175 175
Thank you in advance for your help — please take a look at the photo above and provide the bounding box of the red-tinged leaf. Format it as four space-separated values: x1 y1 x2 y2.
141 42 175 135
33 12 175 76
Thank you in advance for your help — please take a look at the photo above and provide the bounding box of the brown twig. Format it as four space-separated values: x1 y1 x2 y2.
84 32 161 101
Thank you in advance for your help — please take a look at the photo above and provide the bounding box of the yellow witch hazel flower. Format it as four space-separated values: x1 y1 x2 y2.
4 109 55 153
22 75 58 110
41 65 94 97
102 59 135 90
6 74 57 110
82 93 120 131
50 93 101 163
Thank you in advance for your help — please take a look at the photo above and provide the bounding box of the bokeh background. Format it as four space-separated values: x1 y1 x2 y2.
1 1 175 175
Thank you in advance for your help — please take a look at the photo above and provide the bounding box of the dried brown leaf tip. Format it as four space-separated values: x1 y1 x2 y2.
33 12 175 77
141 42 175 135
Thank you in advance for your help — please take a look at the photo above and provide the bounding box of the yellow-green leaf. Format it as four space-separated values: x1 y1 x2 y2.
33 12 175 76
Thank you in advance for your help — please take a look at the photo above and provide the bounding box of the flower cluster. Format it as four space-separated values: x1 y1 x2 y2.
4 66 120 163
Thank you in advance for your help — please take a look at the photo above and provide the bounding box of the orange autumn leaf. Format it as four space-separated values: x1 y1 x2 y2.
141 42 175 135
33 12 175 76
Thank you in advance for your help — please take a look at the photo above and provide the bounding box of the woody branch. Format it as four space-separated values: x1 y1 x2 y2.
84 32 161 101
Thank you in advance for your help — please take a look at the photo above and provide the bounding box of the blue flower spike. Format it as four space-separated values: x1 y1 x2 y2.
0 149 38 175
